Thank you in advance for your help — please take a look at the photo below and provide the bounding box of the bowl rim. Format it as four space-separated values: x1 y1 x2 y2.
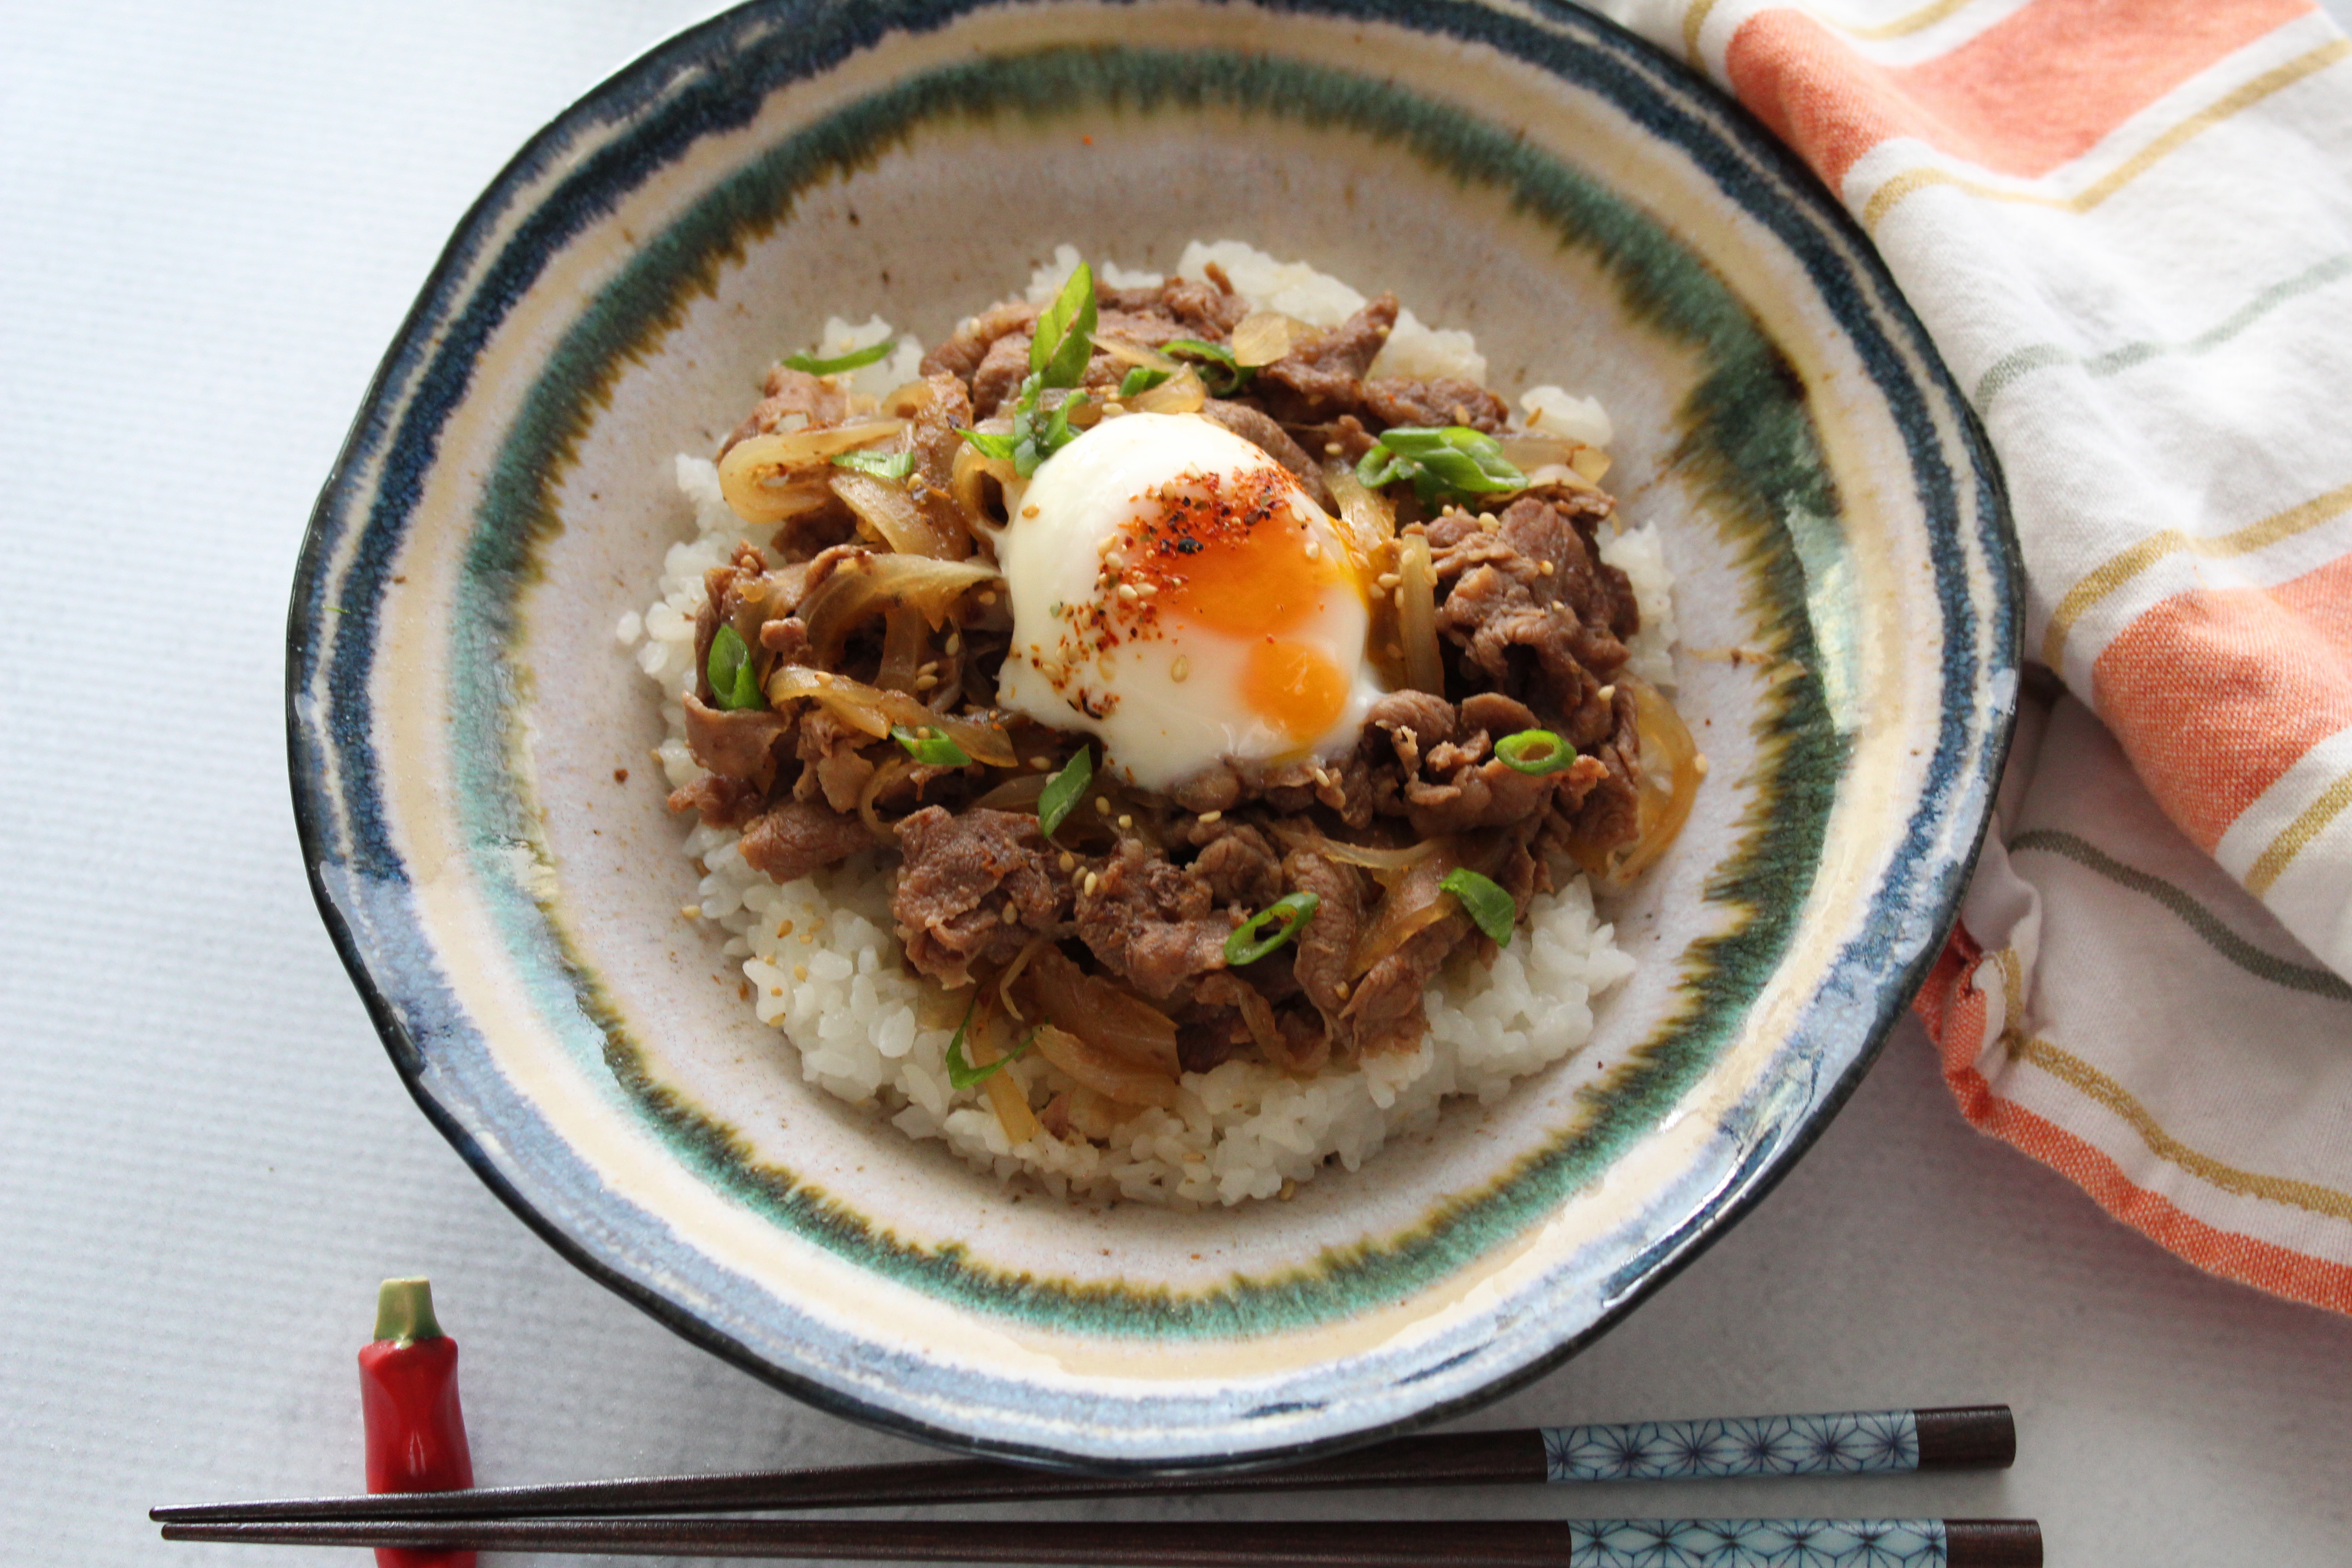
287 0 2020 1470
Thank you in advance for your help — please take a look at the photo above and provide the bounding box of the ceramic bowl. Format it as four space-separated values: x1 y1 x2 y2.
290 0 2017 1467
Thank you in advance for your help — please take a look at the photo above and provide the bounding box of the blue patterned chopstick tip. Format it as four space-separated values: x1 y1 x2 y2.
1541 1410 1921 1483
1561 1519 1946 1568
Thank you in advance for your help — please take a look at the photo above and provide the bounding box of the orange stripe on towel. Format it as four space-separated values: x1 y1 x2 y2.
1725 0 2316 190
2091 553 2352 853
1915 931 2352 1315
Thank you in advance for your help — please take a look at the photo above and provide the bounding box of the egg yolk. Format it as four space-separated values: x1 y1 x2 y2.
1115 466 1362 744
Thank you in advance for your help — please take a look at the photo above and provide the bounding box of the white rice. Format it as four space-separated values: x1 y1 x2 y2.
626 244 1671 1206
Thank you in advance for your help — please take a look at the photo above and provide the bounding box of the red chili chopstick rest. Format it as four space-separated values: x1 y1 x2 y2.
359 1278 476 1568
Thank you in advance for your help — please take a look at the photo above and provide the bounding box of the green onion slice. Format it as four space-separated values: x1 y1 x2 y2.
831 450 915 481
891 724 972 767
1037 745 1093 839
1356 425 1525 508
944 998 1039 1089
958 428 1020 461
1223 892 1321 967
783 340 895 376
1439 867 1516 946
1164 338 1248 395
1030 263 1098 390
1495 728 1575 775
1118 366 1171 397
706 623 764 711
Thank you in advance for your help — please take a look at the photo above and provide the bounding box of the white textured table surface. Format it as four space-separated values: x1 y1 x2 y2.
7 4 2352 1564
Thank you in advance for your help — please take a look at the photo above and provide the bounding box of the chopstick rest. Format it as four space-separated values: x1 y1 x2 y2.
152 1405 2013 1524
159 1515 2044 1566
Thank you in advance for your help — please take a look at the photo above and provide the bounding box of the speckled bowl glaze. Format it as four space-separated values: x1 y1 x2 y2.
290 0 2016 1467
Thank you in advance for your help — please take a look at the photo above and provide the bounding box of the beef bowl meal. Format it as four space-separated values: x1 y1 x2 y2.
290 0 2016 1467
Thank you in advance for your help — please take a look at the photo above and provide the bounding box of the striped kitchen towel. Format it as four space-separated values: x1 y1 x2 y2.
1597 0 2352 1312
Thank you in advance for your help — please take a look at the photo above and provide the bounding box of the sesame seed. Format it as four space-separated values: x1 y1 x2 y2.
1117 813 1133 830
945 632 961 654
1478 512 1499 530
1058 851 1076 872
1000 904 1019 925
978 590 998 605
1171 656 1190 682
1597 684 1616 702
776 920 794 937
1198 809 1222 823
1022 505 1041 518
1117 583 1139 603
1312 767 1332 787
1030 754 1053 768
1392 587 1406 609
1376 572 1400 590
794 963 809 982
1103 400 1126 415
680 904 702 919
1323 442 1343 456
1083 871 1100 895
1303 539 1320 559
768 985 783 997
1096 796 1112 815
1538 560 1556 577
1334 979 1352 1001
913 673 938 690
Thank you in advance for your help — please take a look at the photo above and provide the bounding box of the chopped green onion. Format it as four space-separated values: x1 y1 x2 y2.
1037 745 1093 839
944 999 1040 1089
1164 338 1248 396
1030 263 1098 390
1223 892 1320 967
1439 867 1516 946
958 428 1020 461
831 450 915 481
1356 425 1525 508
1495 728 1575 775
1118 366 1171 397
892 724 971 767
783 339 895 376
706 623 763 711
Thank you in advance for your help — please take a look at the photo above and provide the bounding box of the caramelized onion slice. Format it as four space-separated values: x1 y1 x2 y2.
1230 312 1303 368
1127 364 1207 416
960 1014 1046 1147
833 468 965 559
1095 337 1183 374
1024 948 1181 1074
1030 1024 1181 1110
1612 680 1702 883
1396 533 1445 696
799 553 1001 663
949 429 1018 534
764 665 1016 766
718 420 906 524
1325 464 1397 563
1348 841 1464 980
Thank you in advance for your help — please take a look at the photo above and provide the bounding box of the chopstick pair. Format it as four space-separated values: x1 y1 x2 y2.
157 1404 2038 1566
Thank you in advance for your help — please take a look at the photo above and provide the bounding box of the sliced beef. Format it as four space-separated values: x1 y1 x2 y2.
891 807 1076 987
1075 840 1236 1000
1186 821 1283 908
1427 495 1638 747
737 799 869 884
791 708 877 815
1253 295 1398 424
1358 378 1510 432
921 299 1038 386
1197 401 1332 507
1335 913 1463 1058
666 772 766 831
903 372 975 497
721 367 850 456
969 333 1034 421
682 693 792 783
1281 849 1365 1036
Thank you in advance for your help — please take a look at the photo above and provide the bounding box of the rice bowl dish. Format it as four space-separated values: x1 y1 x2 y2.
625 241 1694 1206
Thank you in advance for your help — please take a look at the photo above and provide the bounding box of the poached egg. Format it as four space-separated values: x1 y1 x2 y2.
994 412 1380 790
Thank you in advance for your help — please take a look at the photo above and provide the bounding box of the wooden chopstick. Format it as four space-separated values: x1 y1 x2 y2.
150 1404 2012 1524
159 1515 2043 1565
